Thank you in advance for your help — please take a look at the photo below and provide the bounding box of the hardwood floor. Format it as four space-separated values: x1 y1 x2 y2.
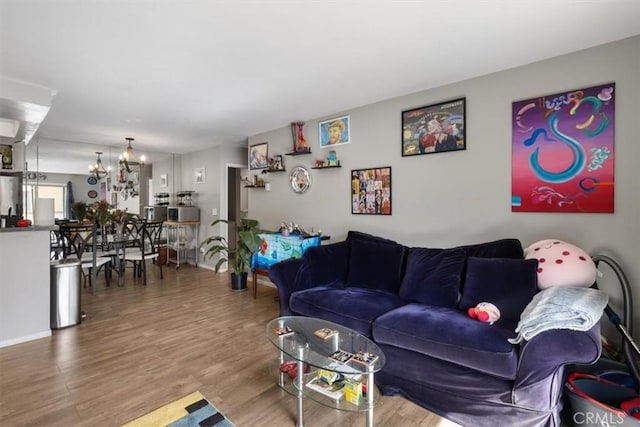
0 265 459 427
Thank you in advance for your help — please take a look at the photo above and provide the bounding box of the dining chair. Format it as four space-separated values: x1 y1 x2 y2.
50 229 66 260
58 222 112 294
126 220 164 286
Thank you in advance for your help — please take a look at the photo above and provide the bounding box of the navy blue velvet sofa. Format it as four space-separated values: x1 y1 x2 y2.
268 231 601 427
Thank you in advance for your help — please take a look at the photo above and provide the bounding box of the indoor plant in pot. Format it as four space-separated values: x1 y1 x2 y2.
71 201 88 222
200 218 262 291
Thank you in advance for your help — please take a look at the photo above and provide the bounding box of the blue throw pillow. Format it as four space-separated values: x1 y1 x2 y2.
305 241 349 287
399 247 466 307
459 257 538 330
346 238 405 292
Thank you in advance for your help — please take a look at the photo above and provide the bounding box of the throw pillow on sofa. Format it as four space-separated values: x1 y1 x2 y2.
399 247 466 308
346 238 405 292
459 257 538 330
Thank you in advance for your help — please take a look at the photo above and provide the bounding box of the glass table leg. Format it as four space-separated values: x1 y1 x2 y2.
296 346 305 427
367 365 374 427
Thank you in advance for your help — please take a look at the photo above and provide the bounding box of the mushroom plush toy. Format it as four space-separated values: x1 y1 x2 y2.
524 239 597 290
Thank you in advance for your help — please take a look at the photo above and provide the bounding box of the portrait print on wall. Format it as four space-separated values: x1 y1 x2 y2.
351 166 391 215
511 83 615 213
319 115 350 148
402 98 466 156
249 142 268 170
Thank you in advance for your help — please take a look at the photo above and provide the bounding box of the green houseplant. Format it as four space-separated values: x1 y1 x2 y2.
86 200 112 226
201 218 262 291
71 201 88 222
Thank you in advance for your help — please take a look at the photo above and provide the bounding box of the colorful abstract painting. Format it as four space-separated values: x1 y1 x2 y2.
512 83 615 213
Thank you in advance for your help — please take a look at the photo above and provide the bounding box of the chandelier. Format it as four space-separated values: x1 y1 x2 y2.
89 151 110 179
119 137 145 174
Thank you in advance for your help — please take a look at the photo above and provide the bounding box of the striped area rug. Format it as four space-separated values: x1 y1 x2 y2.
121 391 234 427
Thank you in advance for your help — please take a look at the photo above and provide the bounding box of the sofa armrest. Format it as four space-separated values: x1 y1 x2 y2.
515 324 601 389
268 258 311 316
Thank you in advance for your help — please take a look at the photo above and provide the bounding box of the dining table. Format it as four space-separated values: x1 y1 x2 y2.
55 222 139 290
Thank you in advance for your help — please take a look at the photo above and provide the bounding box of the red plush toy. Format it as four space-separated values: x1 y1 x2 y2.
468 302 501 325
279 361 310 379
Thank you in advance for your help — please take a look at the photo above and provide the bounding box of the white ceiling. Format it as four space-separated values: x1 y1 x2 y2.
1 0 639 174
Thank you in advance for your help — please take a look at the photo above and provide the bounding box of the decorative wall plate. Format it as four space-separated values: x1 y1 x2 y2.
290 166 311 194
87 176 98 185
87 190 98 199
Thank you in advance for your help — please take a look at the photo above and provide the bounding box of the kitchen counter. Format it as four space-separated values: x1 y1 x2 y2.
0 227 52 347
0 225 57 232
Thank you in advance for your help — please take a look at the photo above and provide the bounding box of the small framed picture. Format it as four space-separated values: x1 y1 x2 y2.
268 154 284 171
319 115 350 148
100 181 108 202
160 173 168 188
402 97 466 156
195 168 205 184
351 166 391 215
249 142 268 170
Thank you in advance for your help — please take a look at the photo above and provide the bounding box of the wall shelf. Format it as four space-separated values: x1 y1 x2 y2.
311 165 342 170
266 169 287 173
245 185 266 189
285 150 312 156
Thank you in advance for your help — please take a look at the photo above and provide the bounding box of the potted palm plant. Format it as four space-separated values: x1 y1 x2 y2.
201 218 262 291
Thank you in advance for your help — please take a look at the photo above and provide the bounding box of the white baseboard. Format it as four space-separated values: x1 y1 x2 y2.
197 263 216 272
0 330 51 349
181 264 276 288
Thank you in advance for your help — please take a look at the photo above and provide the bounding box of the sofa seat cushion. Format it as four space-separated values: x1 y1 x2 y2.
290 286 406 337
373 303 518 379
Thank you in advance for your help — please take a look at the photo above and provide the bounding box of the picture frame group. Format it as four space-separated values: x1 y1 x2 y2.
351 166 391 215
402 97 466 156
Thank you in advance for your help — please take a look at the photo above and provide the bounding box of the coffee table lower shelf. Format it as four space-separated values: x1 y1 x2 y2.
268 358 378 413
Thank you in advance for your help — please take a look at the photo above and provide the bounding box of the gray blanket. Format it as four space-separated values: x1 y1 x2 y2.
508 286 608 344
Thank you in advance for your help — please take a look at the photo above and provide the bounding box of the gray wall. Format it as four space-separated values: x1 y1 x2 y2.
151 154 183 206
176 145 247 270
247 36 640 334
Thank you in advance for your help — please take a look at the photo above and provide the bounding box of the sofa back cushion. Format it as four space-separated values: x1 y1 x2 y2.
459 257 538 330
399 247 466 307
347 230 399 245
456 238 524 259
305 241 350 287
346 238 405 292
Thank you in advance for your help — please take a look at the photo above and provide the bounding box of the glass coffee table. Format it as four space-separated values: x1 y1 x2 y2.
266 316 385 427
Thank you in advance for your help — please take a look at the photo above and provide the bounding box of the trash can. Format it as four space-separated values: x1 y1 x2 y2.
564 372 640 426
50 258 82 329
